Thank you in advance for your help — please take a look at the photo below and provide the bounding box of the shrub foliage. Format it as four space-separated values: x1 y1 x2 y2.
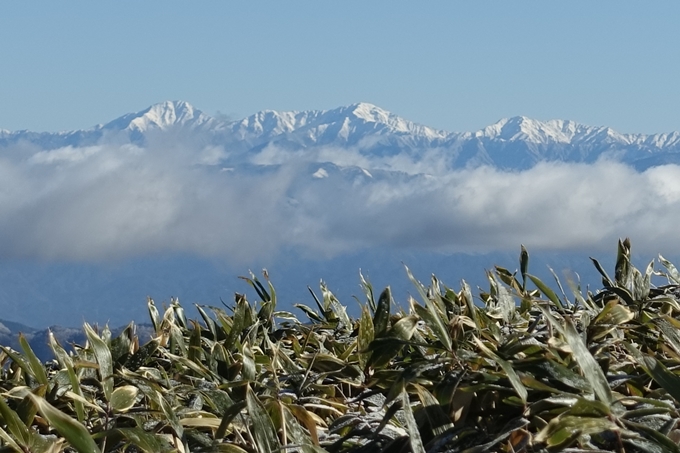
2 240 680 452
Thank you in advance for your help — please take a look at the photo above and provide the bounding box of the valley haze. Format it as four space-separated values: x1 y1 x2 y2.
1 101 679 328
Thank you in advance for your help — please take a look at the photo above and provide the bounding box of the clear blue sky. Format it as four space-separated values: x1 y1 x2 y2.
1 2 678 134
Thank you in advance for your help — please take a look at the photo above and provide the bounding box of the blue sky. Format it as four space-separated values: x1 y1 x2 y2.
1 2 679 134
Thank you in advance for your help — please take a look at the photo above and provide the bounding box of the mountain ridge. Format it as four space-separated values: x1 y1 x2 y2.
2 100 680 171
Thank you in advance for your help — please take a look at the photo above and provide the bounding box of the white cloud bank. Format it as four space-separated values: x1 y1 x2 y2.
0 141 679 263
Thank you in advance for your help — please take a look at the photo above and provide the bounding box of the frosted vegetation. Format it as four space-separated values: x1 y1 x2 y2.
1 240 680 451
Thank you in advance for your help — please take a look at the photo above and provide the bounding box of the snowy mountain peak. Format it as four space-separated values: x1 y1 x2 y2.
233 109 313 138
231 102 449 144
477 116 599 144
324 102 448 140
344 102 390 122
103 100 215 133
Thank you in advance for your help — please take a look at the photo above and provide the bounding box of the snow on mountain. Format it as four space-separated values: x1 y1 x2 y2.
0 100 222 149
318 102 449 140
225 102 450 153
2 100 680 171
474 116 611 144
102 100 218 133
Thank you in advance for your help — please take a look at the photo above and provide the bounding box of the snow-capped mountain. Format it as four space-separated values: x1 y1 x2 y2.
461 116 680 169
2 100 680 171
227 102 448 142
101 100 218 133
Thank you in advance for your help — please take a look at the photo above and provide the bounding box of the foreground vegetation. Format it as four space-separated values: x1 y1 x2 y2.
2 240 680 452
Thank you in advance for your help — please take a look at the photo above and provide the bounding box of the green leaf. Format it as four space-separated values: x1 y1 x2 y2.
624 437 671 453
321 282 352 330
49 332 85 422
532 359 590 392
538 307 612 404
188 320 203 364
625 343 680 404
83 323 113 402
359 270 376 313
110 385 139 413
134 382 183 439
18 334 48 386
373 286 391 337
637 259 654 301
264 271 277 308
171 299 187 328
654 317 680 357
461 280 479 327
0 426 22 452
288 404 320 446
590 257 614 287
615 238 632 288
607 285 637 307
195 304 218 340
280 404 325 453
245 386 280 453
109 322 134 365
221 298 244 352
294 303 324 323
28 393 102 453
101 428 170 453
240 272 271 302
621 419 680 453
241 342 257 382
0 392 31 447
358 304 374 370
520 245 529 292
0 346 35 384
405 265 452 351
401 389 426 453
15 384 46 430
528 274 565 310
568 397 611 417
413 384 454 436
389 315 420 341
215 400 247 439
659 254 680 284
472 336 528 404
367 316 420 369
147 298 161 332
535 415 618 446
493 274 515 324
592 299 634 326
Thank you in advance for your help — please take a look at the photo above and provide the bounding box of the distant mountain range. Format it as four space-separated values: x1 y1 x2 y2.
2 100 680 171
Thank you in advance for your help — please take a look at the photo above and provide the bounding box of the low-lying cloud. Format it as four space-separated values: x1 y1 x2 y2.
1 140 679 264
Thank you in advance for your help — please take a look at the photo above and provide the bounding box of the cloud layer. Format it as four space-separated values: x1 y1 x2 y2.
1 141 679 264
